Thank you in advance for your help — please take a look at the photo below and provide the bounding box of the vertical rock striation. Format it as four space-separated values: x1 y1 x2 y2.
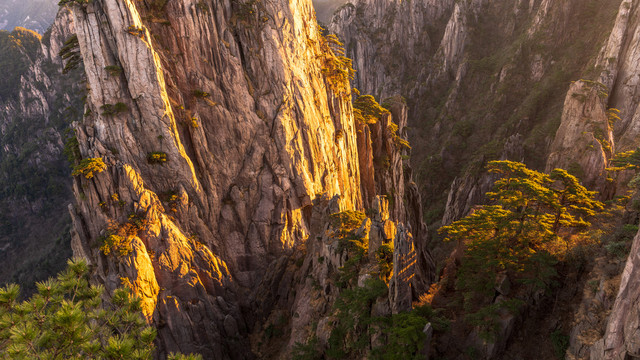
546 80 614 193
596 0 640 151
64 0 433 356
587 2 640 358
591 229 640 360
0 8 84 290
330 0 622 228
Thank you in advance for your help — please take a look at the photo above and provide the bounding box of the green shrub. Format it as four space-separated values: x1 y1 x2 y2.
329 210 366 237
292 336 322 360
147 151 168 164
0 29 42 99
104 65 123 76
99 233 131 256
353 95 389 124
58 34 82 74
440 161 603 339
388 122 411 151
318 32 354 96
192 89 210 98
126 26 145 38
100 213 149 257
10 27 41 59
372 305 449 360
63 132 81 165
196 1 210 13
0 259 154 359
327 278 388 358
71 157 106 178
233 0 258 22
551 329 569 359
376 242 393 280
100 102 128 116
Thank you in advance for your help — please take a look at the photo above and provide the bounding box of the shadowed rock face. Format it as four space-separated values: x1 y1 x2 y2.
0 8 84 293
591 229 640 360
64 0 433 356
329 0 624 227
330 0 640 358
589 2 640 358
312 0 347 24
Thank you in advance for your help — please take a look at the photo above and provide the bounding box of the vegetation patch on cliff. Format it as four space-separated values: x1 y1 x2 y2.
71 157 106 179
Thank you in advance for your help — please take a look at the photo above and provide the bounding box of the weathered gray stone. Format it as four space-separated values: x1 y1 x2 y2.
546 80 614 192
390 224 415 314
592 227 640 360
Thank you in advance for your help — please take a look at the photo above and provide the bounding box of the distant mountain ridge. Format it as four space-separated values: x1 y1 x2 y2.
0 0 57 34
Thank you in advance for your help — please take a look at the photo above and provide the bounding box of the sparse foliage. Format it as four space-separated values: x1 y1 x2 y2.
100 102 128 116
439 161 603 338
353 95 389 124
147 151 168 164
0 259 201 359
71 157 106 178
318 30 354 96
58 35 82 74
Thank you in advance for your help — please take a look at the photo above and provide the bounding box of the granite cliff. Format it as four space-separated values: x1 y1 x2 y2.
6 0 640 357
330 0 640 358
330 0 622 226
0 8 84 292
61 0 433 356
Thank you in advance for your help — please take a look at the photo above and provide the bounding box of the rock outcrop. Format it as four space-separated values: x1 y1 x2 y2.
591 229 640 360
0 8 84 290
329 0 455 99
546 80 614 193
330 0 636 358
330 0 622 227
596 0 640 151
63 0 434 356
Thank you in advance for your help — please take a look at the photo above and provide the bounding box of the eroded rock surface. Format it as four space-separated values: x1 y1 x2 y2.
546 80 614 192
0 8 84 290
591 228 640 360
63 0 433 356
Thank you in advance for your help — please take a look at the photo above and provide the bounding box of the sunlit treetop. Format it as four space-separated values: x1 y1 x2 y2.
353 95 389 125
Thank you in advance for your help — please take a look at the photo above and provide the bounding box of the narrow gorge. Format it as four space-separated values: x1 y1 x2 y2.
2 0 640 358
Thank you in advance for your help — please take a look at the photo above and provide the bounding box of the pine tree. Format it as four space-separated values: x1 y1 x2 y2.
439 161 603 339
0 258 201 360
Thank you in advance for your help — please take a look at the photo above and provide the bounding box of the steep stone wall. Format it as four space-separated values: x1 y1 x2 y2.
546 80 614 193
0 8 84 291
64 0 434 356
330 0 622 227
597 0 640 151
588 1 640 358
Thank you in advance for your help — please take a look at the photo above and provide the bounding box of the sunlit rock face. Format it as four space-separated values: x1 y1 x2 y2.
64 0 433 356
596 0 640 151
545 80 614 193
